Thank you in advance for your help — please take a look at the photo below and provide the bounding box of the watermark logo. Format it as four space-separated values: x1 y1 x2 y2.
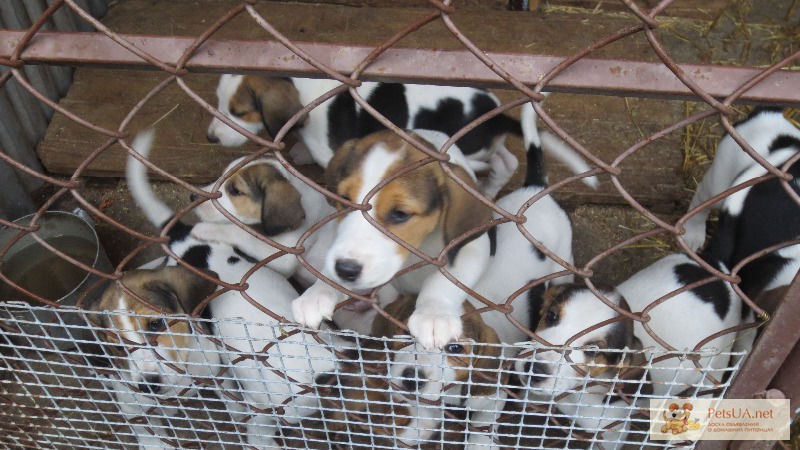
660 402 702 435
649 398 790 441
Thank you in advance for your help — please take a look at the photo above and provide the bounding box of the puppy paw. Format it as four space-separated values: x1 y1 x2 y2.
483 148 519 199
407 308 462 350
681 218 707 251
291 285 338 329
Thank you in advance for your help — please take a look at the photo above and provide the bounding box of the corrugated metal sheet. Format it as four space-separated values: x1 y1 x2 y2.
0 0 107 219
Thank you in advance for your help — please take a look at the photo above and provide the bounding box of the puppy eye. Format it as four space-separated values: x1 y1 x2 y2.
226 183 244 196
147 318 167 332
387 209 413 224
544 310 559 326
445 343 464 354
229 108 248 118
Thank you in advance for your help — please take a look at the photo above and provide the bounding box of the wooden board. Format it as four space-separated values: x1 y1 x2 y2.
35 0 725 211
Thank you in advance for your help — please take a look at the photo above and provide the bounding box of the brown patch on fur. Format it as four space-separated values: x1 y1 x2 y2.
372 295 506 397
232 76 304 138
326 130 491 261
224 162 305 236
89 267 217 364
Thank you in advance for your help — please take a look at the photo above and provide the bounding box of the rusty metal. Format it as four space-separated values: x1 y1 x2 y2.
0 30 799 104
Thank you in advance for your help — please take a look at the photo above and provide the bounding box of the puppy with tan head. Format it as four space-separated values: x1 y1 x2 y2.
87 266 228 449
515 283 644 449
292 128 495 350
371 294 508 449
127 129 334 287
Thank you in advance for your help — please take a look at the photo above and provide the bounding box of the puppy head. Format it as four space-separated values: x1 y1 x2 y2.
206 74 303 147
277 361 408 448
323 130 490 290
88 266 218 395
194 157 305 236
518 283 642 394
373 295 503 403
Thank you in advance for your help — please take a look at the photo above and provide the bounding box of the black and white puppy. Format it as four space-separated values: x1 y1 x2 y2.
206 74 598 198
700 123 800 299
683 108 800 252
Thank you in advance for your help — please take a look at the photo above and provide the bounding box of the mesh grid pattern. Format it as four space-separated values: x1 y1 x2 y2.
0 0 798 449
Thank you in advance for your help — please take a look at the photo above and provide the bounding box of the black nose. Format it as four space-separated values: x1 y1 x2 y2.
334 259 362 282
206 132 219 144
137 375 162 394
400 367 425 392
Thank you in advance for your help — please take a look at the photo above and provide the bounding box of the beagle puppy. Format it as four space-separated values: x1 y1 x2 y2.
276 360 411 449
700 129 799 299
86 266 229 449
467 101 576 345
292 128 495 350
683 107 800 251
516 284 644 449
126 129 335 287
371 294 508 449
206 74 598 198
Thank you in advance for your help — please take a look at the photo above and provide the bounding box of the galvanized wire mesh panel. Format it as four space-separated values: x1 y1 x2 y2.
0 0 798 449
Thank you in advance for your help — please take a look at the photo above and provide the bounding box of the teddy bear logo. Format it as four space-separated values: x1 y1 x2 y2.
661 402 702 434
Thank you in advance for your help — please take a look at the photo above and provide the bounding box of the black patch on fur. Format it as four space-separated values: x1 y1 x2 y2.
167 220 193 243
672 263 730 319
413 93 518 156
487 225 497 256
233 247 260 265
182 245 212 270
768 135 800 153
227 256 240 265
446 231 488 266
703 160 800 298
531 243 545 260
327 84 410 152
524 143 547 187
526 283 548 331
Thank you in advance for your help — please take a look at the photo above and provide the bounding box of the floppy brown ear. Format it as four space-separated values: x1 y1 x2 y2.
247 76 304 138
257 168 306 236
440 165 492 259
146 266 218 316
370 294 415 339
683 403 693 411
461 306 506 396
324 138 362 206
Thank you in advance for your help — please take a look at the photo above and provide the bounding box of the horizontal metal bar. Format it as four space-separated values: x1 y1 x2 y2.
1 30 799 105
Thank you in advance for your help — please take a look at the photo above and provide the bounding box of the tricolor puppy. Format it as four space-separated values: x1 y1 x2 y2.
292 128 495 350
683 108 800 251
87 266 227 449
371 295 507 449
126 129 334 288
516 284 643 449
467 103 576 345
276 360 408 449
700 128 800 300
206 74 599 198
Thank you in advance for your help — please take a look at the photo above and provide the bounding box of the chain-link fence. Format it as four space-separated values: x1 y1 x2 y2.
0 0 798 448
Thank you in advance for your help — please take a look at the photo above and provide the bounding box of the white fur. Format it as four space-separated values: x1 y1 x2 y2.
683 110 800 250
207 75 598 194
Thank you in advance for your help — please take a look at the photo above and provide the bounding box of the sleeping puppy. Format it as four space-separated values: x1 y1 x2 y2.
126 129 334 287
206 74 598 198
515 284 644 449
86 266 228 449
683 107 800 251
292 128 495 350
372 294 507 449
